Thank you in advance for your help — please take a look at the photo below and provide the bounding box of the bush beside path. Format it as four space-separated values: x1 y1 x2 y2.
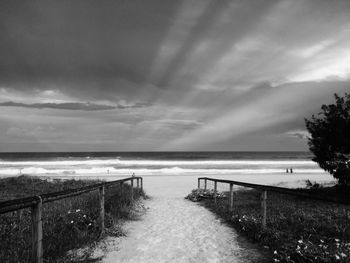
186 187 350 263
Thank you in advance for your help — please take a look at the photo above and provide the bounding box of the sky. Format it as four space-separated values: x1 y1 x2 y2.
0 0 350 152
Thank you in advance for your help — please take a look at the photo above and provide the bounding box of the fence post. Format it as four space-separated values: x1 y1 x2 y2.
198 178 200 189
261 190 267 229
99 186 105 235
214 181 217 203
17 209 22 222
31 196 43 263
229 183 234 212
204 178 207 190
131 179 134 202
137 178 140 189
120 181 124 196
140 178 143 192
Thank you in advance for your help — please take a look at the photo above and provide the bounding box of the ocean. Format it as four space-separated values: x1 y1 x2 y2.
0 152 325 178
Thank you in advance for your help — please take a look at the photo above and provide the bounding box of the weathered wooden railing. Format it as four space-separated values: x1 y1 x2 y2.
198 177 349 229
0 176 143 263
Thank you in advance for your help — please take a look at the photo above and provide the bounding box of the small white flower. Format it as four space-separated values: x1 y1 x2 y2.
274 250 277 254
298 240 303 244
76 209 81 212
70 220 74 224
340 252 346 258
335 255 340 260
335 238 340 242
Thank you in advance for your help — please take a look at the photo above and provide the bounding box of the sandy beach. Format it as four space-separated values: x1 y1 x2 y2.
93 172 334 262
0 152 337 262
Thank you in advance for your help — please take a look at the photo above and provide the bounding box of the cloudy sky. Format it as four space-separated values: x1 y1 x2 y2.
0 0 350 152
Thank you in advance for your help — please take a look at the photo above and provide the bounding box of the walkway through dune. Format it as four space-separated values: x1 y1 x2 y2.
98 176 264 263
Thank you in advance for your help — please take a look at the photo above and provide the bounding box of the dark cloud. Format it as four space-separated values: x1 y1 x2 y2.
0 101 151 111
0 0 180 91
0 0 350 151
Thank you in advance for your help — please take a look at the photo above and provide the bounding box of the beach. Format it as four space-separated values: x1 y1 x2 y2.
0 152 335 262
94 172 332 263
0 152 335 200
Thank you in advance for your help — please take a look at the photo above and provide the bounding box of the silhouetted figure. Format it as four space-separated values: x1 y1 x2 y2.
286 169 289 173
290 168 293 173
132 172 135 177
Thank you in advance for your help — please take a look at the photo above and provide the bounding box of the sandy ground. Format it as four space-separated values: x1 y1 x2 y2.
94 173 334 263
100 196 263 263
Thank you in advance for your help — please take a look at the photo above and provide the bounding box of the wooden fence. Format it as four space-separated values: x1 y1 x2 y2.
0 176 143 263
198 177 350 229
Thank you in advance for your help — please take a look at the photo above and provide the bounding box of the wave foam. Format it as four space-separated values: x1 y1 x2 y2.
0 166 325 176
0 159 315 167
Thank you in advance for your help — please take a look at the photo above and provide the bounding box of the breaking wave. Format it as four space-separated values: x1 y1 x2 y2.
0 160 324 176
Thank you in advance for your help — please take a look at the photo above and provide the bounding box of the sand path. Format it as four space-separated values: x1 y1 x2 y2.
100 176 264 263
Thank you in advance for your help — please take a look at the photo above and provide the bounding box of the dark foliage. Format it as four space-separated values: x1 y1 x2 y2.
305 93 350 185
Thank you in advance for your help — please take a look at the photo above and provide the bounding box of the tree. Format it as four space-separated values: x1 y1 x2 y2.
305 93 350 186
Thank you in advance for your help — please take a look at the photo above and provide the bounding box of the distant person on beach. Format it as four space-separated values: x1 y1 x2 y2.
290 168 293 173
286 168 289 173
132 173 135 177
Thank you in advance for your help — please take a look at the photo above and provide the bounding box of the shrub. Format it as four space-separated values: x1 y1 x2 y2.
305 93 350 186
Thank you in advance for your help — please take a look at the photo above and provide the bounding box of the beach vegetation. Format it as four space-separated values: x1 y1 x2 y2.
305 93 350 186
185 188 226 202
0 175 145 262
187 186 350 262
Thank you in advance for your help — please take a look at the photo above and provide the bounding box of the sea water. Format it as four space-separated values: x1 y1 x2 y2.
0 151 335 196
0 151 325 177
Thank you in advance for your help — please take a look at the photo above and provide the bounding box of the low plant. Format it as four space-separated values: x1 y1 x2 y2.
187 187 350 263
0 176 145 262
185 188 226 202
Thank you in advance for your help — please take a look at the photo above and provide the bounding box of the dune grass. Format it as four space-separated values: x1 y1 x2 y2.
0 175 145 262
186 186 350 263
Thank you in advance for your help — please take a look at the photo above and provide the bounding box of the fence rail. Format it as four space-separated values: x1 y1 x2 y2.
0 176 143 263
197 177 350 229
